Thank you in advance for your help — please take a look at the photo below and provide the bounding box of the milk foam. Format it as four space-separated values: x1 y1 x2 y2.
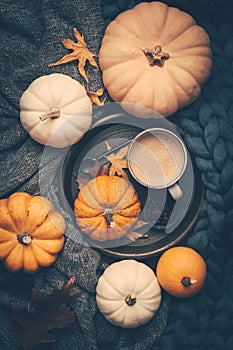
128 131 185 188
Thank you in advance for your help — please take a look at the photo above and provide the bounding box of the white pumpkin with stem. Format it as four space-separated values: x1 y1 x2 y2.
99 1 212 117
20 73 92 148
96 259 162 328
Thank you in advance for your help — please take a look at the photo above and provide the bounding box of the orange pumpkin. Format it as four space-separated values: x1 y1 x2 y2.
0 192 66 274
99 1 212 117
74 175 141 241
156 246 207 298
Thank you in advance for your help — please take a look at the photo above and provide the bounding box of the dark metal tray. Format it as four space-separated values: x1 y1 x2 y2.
58 122 204 259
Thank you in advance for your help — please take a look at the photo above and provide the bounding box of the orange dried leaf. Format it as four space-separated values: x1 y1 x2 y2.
108 158 128 179
86 87 106 106
105 144 129 179
48 28 98 82
126 220 149 242
126 231 143 241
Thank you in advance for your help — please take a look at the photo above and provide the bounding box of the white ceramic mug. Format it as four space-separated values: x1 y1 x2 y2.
127 128 188 200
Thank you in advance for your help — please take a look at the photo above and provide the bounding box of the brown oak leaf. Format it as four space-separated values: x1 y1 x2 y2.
48 28 98 82
12 277 81 350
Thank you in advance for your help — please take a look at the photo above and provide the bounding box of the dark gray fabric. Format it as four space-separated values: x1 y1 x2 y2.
0 1 170 349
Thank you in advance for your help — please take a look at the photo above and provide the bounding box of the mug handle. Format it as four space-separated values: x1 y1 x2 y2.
168 183 182 200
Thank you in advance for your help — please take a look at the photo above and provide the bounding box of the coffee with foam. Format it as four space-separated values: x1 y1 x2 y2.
128 129 186 189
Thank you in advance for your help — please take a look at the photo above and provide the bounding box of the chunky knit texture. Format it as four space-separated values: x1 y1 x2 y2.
0 0 233 349
101 0 233 349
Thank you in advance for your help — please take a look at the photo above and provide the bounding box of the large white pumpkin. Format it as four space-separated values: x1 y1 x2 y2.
99 1 212 117
20 73 92 148
96 259 162 328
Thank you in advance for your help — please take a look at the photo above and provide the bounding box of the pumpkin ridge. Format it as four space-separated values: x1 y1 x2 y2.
165 65 190 105
121 67 161 107
101 274 126 298
101 54 142 73
112 13 147 46
23 89 49 110
166 24 209 49
162 23 196 48
23 245 39 274
100 18 143 56
170 44 212 57
167 62 201 95
167 62 199 88
60 94 89 113
105 303 126 319
136 277 160 297
8 192 32 232
25 201 55 235
157 259 180 280
0 199 18 232
87 180 109 208
0 240 17 259
133 5 160 45
0 227 17 240
32 237 65 254
30 244 57 267
115 67 144 102
134 2 169 43
48 74 60 107
5 244 24 272
153 68 180 112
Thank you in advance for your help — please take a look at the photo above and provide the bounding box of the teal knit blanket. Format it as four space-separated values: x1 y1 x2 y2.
100 1 233 349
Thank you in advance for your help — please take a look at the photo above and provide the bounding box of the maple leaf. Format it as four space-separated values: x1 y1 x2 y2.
12 277 81 350
85 86 106 106
48 27 98 82
105 142 129 179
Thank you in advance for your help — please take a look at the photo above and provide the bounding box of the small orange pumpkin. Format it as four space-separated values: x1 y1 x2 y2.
74 175 141 241
156 246 207 298
0 192 66 274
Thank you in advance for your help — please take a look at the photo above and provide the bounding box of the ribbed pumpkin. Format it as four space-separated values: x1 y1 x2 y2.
99 1 212 117
96 259 162 328
20 73 92 148
74 175 141 241
0 192 66 274
156 246 207 298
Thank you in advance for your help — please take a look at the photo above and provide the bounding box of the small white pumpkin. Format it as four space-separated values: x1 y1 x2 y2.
20 73 92 148
96 259 162 328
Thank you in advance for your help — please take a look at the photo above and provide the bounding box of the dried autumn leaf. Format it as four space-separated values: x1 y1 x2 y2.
108 158 128 178
12 277 81 350
105 144 129 179
48 27 98 82
126 220 149 242
85 87 106 106
73 171 89 189
97 161 111 176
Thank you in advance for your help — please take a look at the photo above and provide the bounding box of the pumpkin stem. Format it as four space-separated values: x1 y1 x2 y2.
143 45 169 67
103 208 115 228
39 107 60 121
181 277 197 287
125 294 137 306
17 232 33 246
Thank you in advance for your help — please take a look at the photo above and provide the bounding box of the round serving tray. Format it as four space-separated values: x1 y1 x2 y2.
58 121 204 259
